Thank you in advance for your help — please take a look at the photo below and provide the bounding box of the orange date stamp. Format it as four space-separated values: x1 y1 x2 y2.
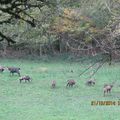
91 101 120 106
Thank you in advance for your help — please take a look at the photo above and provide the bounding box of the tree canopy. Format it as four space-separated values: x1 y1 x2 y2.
0 0 120 60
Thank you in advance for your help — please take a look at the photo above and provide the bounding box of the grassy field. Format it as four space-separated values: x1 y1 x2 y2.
0 58 120 120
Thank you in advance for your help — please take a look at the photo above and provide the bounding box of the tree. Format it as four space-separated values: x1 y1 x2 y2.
51 0 120 62
0 0 55 45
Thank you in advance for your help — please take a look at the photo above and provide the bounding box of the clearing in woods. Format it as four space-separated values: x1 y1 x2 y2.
0 58 120 120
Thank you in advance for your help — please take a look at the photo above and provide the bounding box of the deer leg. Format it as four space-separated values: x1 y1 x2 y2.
18 72 21 77
66 83 69 87
104 91 106 97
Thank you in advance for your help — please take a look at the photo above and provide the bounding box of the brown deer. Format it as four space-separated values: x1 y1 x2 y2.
66 80 76 87
51 80 56 88
7 67 21 76
19 75 31 83
86 79 96 86
103 84 113 96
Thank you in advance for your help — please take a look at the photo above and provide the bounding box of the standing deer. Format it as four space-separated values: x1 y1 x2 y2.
7 67 21 76
103 84 113 96
51 80 56 88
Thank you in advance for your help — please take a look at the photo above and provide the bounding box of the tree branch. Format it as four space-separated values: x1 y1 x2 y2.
0 32 16 45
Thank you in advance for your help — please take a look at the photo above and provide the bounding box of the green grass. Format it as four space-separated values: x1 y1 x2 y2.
0 58 120 120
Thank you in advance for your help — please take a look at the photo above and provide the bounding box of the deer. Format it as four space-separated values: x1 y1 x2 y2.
86 78 96 86
19 75 31 83
51 80 56 88
103 84 113 96
7 67 21 76
66 79 76 87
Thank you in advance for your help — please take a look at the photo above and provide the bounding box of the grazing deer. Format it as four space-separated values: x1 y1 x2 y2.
86 79 96 86
19 75 31 83
66 80 76 87
7 67 21 76
103 84 113 96
51 80 56 88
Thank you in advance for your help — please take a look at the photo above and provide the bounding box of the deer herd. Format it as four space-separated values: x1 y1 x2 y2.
0 65 114 97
